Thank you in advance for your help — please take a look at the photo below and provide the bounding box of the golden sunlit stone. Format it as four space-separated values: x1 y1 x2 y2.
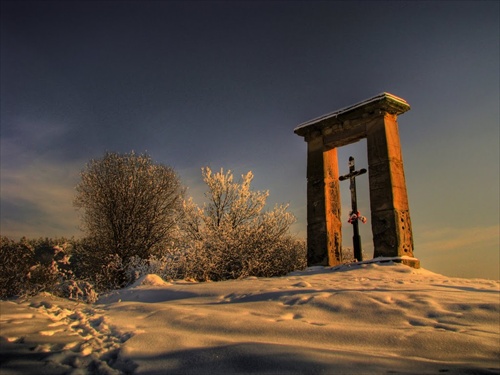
295 93 419 268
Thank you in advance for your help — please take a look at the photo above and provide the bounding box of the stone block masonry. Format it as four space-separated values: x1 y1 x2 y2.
294 93 419 268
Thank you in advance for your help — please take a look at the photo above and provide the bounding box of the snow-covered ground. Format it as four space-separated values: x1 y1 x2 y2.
1 261 499 374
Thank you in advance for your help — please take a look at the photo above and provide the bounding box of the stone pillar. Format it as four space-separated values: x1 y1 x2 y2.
324 147 342 266
366 113 419 268
306 135 342 266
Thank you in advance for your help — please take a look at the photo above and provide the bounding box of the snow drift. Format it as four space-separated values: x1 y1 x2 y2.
1 262 499 374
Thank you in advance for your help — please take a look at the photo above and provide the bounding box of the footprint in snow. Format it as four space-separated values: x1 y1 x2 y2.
293 281 312 288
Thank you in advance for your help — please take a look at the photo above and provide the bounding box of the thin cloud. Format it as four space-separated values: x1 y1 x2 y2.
0 158 82 239
417 225 499 253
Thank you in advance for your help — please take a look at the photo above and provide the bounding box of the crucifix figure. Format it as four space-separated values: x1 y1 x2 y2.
339 156 367 262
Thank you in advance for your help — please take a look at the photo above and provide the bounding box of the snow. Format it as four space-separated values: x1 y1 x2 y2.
1 262 499 374
130 274 171 288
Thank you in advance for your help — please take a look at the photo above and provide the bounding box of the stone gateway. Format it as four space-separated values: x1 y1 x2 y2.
294 93 419 268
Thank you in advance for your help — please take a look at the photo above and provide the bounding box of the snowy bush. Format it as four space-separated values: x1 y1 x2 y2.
71 240 129 292
55 279 98 304
2 165 306 295
0 237 34 298
70 241 173 292
177 168 306 281
0 237 98 302
74 152 185 262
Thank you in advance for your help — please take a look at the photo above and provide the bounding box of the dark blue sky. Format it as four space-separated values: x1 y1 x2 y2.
1 1 498 279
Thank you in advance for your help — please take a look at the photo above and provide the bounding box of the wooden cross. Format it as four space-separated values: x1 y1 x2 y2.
339 156 367 262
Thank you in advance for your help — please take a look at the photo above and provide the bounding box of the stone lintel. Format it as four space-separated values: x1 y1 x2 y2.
294 92 410 140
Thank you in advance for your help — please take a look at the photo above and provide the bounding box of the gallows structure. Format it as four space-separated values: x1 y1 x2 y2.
294 93 420 268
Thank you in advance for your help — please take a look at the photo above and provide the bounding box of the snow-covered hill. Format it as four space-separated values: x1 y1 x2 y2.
1 262 499 374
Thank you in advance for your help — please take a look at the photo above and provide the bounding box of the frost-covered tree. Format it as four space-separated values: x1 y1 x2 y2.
74 152 184 261
178 168 305 280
